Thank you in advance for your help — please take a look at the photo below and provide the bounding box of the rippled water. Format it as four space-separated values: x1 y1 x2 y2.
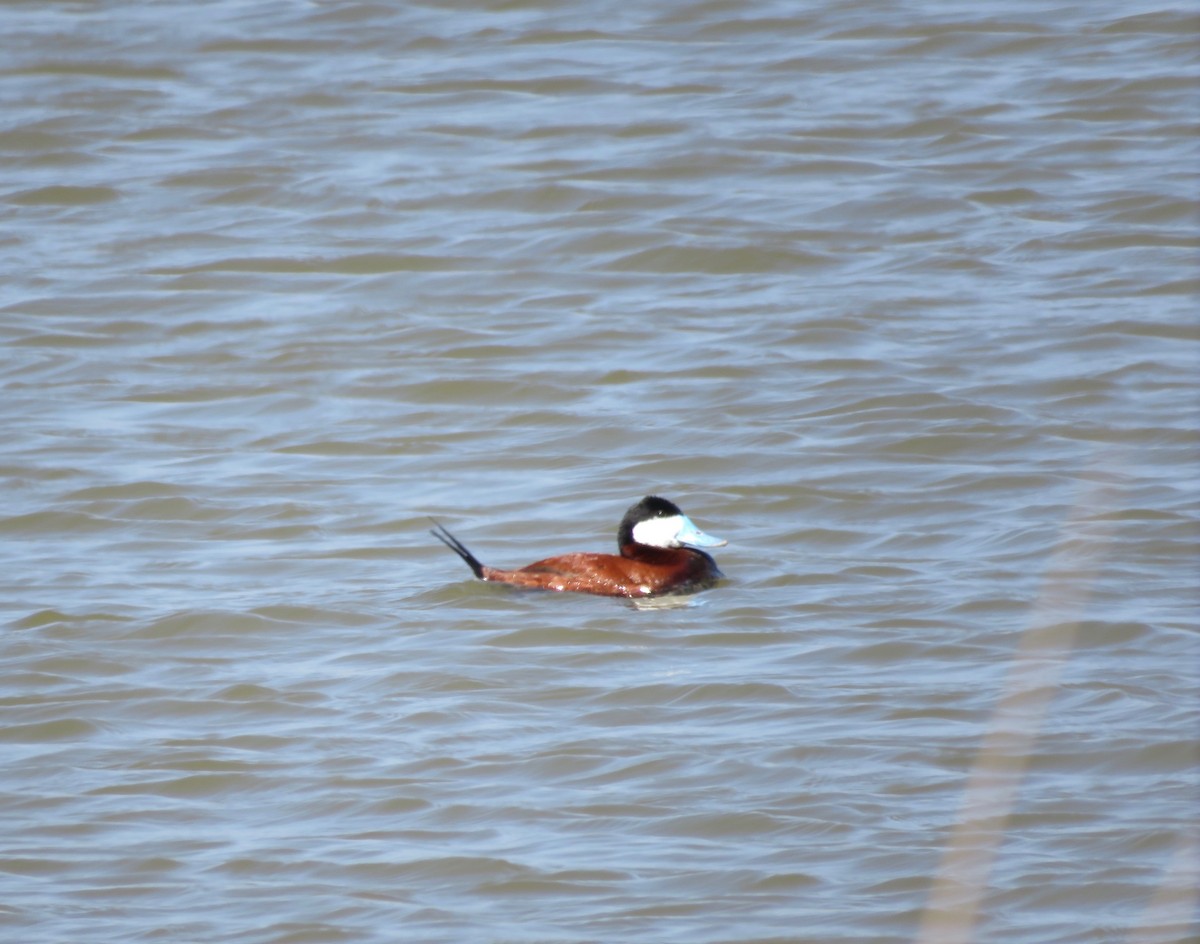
2 2 1198 942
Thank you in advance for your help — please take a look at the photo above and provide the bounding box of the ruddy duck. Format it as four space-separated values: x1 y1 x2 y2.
431 495 726 598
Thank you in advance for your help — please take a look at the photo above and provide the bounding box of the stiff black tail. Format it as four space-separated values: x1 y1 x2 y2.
430 520 485 579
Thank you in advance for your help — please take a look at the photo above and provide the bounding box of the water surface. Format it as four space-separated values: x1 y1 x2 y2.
2 2 1198 942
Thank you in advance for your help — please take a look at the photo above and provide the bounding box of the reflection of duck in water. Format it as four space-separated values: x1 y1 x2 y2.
432 496 726 598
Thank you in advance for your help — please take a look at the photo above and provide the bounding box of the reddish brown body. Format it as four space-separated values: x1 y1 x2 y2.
478 545 722 598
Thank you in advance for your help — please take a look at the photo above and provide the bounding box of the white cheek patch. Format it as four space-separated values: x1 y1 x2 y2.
631 515 684 548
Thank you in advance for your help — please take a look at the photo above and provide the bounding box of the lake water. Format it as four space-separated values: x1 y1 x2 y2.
2 2 1198 943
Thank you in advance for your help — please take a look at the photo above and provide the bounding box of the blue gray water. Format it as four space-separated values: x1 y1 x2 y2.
2 2 1198 942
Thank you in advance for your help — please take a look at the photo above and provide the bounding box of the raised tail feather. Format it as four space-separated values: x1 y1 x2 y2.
430 520 485 579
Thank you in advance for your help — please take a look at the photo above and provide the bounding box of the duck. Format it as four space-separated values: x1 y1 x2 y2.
431 495 726 598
